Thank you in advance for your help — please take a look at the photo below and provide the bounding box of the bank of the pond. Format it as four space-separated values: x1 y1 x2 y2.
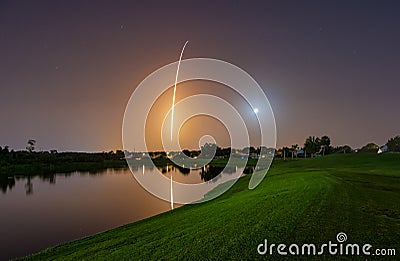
25 154 400 260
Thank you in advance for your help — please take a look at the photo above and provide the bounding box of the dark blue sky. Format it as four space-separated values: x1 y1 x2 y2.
0 0 399 151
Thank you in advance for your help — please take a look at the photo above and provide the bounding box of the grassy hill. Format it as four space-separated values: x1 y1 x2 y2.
24 154 400 260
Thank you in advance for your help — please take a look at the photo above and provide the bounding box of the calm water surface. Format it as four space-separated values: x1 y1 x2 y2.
0 165 244 260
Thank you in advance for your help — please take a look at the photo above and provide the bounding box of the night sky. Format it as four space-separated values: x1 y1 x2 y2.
1 0 399 151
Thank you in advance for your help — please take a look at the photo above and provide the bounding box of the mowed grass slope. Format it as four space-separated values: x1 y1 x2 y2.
25 154 400 260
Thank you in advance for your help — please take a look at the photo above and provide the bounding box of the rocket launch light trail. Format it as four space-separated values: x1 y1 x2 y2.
170 41 188 210
170 41 188 141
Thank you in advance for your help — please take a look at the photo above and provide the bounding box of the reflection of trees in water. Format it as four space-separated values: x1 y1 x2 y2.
0 175 32 195
159 165 173 174
155 164 243 182
200 166 224 181
157 165 190 175
0 167 128 195
40 173 56 184
127 158 154 169
0 176 15 193
174 165 190 175
25 176 33 195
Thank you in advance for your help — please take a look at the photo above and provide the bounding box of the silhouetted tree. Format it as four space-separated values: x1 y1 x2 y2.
26 139 36 152
320 136 330 146
319 136 331 155
291 144 299 159
304 136 320 157
303 135 332 157
282 146 290 160
386 135 400 152
200 143 217 158
182 149 191 157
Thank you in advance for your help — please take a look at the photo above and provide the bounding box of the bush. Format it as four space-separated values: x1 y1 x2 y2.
359 143 379 153
386 135 400 152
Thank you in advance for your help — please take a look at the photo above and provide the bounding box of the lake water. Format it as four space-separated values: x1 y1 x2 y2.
0 164 244 260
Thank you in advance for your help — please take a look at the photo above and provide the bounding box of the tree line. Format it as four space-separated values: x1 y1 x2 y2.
1 134 399 167
277 134 400 159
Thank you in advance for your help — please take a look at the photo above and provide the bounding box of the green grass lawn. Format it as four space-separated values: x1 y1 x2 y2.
24 154 400 260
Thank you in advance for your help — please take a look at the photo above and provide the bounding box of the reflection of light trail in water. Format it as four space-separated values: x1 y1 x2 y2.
170 174 174 210
170 41 188 210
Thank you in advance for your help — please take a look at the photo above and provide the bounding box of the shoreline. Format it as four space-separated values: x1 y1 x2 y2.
23 154 400 260
0 157 260 177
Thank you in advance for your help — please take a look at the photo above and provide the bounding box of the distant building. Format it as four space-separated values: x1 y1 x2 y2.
377 145 388 154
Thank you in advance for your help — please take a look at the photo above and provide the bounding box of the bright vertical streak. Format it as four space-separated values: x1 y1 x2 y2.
170 174 174 210
170 41 189 141
170 41 188 210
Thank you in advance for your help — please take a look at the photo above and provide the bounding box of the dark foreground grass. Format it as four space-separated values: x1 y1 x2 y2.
24 154 400 260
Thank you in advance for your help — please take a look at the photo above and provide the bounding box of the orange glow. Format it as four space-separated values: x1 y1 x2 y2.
144 80 262 151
